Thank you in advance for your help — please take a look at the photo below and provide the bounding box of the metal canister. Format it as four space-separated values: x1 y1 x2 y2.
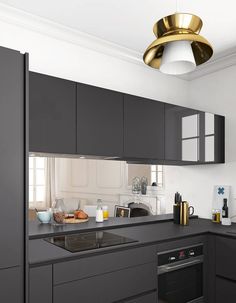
180 201 189 226
212 209 221 223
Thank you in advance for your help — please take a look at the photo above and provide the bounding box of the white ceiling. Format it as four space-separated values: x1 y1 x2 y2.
0 0 235 58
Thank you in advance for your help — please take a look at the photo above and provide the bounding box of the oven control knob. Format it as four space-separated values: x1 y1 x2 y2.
189 250 195 256
169 256 176 261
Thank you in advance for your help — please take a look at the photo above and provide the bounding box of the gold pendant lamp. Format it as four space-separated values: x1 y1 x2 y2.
143 5 213 75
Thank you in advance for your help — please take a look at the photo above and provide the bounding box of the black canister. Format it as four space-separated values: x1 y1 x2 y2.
173 204 180 224
173 192 181 224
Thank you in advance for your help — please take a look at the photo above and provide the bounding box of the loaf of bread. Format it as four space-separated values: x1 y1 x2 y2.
74 210 88 219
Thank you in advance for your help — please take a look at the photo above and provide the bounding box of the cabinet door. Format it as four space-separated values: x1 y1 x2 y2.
29 72 76 154
54 263 157 303
165 104 225 164
124 95 164 159
216 277 236 303
216 236 236 281
204 113 225 163
77 83 123 157
29 266 52 303
54 245 157 285
123 291 157 303
0 47 25 271
165 104 200 163
0 267 23 303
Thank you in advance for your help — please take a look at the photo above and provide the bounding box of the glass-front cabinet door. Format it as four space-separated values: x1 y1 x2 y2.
165 104 225 164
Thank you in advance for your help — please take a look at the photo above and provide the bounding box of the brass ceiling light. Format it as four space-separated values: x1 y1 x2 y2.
143 11 213 75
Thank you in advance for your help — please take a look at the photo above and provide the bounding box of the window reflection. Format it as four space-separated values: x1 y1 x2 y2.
205 113 215 162
181 114 199 161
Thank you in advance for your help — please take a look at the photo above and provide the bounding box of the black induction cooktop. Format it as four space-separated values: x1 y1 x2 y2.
44 231 138 253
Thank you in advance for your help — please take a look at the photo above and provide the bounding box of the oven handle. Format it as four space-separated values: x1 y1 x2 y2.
158 257 203 275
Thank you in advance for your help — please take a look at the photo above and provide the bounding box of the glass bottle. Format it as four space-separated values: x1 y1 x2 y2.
96 199 104 223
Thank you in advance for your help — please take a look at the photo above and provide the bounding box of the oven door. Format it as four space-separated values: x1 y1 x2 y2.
158 257 204 303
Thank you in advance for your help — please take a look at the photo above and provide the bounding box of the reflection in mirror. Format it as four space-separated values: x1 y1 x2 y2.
182 138 198 161
205 113 215 135
205 113 215 161
182 114 199 139
182 114 199 161
127 164 163 187
29 157 47 208
205 136 214 162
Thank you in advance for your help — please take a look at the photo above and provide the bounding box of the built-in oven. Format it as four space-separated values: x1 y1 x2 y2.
158 244 204 303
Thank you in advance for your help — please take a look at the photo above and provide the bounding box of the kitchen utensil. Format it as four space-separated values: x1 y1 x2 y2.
63 217 89 224
180 201 194 226
36 210 52 224
173 192 182 224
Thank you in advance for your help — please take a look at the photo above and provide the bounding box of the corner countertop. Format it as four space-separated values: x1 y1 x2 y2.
28 216 236 266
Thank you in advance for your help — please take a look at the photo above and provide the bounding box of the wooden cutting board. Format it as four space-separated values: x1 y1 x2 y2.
64 217 89 224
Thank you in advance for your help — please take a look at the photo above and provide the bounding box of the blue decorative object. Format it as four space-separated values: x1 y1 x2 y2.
218 187 225 195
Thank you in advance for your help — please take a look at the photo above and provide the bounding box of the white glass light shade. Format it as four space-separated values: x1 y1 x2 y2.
160 40 196 75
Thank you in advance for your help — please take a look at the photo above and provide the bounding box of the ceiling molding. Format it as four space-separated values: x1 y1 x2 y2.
179 47 236 80
0 3 143 66
0 3 236 81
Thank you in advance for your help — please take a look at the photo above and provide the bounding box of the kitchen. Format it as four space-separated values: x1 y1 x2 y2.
0 1 235 303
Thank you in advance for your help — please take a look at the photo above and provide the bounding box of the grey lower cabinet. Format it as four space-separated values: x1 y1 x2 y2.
0 46 27 302
124 94 165 160
29 246 157 303
29 245 157 303
76 83 124 157
0 267 23 303
215 276 236 303
29 265 52 303
54 263 156 303
29 72 77 154
121 291 157 303
210 236 236 303
215 236 236 281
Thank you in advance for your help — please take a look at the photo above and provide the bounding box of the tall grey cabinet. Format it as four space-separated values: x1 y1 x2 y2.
0 46 28 302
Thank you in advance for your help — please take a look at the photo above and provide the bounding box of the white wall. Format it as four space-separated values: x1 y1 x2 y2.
0 19 189 104
165 65 236 220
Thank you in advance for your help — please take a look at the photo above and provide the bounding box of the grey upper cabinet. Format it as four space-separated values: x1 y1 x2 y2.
29 72 76 154
0 46 27 302
76 83 124 157
165 103 225 164
165 104 201 163
124 94 165 160
28 72 224 164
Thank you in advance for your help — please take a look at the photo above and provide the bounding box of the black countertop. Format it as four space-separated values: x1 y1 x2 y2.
29 216 236 266
29 213 181 239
